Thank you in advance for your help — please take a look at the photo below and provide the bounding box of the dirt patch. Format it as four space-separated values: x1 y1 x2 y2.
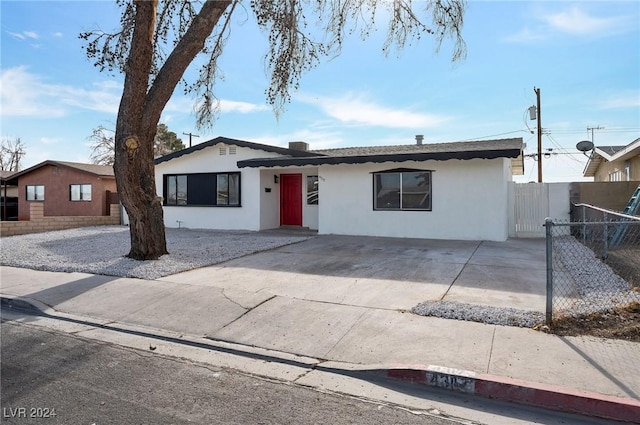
607 248 639 287
549 301 640 342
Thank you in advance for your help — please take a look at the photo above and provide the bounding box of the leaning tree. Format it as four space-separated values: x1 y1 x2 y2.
81 0 466 260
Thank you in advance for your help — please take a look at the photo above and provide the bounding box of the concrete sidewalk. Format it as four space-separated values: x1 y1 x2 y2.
1 260 639 422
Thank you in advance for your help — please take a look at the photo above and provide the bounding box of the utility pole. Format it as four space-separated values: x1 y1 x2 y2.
534 87 542 182
587 126 604 144
183 132 200 148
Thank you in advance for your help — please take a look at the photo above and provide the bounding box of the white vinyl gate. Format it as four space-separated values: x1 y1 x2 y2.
508 182 570 238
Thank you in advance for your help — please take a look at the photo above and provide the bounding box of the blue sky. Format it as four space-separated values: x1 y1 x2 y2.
1 1 639 182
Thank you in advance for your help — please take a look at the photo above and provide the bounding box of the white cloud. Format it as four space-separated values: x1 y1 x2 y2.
599 91 640 110
503 27 546 43
8 30 39 40
40 137 63 145
251 129 345 150
504 5 637 43
298 92 451 129
165 96 267 116
53 32 63 38
0 67 66 117
544 6 624 36
0 66 120 117
219 99 268 114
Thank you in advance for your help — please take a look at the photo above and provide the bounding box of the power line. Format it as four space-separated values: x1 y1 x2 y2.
542 127 640 135
545 134 585 166
455 129 531 142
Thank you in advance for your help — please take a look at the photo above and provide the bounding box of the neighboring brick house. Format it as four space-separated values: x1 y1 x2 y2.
11 161 117 220
583 138 640 182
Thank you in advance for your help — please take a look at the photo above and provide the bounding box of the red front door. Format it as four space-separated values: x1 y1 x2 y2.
280 174 302 226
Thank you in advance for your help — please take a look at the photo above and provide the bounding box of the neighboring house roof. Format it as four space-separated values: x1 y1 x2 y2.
583 138 640 177
238 138 524 175
0 170 18 186
155 136 319 165
7 160 115 181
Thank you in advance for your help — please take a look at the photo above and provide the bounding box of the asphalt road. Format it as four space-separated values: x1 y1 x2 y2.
1 322 461 425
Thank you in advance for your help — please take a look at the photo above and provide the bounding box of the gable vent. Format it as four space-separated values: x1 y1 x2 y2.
229 146 237 155
219 147 227 155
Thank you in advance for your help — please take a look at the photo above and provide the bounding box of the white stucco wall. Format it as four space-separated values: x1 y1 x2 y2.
318 158 511 241
154 144 285 231
259 170 280 230
548 183 570 221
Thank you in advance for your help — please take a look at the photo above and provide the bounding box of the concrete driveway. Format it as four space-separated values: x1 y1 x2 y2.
159 234 547 312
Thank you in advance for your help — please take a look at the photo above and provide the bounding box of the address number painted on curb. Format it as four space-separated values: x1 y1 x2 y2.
426 365 476 393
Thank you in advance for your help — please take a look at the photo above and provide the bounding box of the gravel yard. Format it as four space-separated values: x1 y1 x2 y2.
0 226 312 280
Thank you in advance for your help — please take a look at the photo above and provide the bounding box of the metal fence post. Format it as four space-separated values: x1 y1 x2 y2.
603 212 608 260
545 218 554 324
582 205 586 244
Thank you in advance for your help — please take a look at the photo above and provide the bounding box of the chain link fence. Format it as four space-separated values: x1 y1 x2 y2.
544 205 640 324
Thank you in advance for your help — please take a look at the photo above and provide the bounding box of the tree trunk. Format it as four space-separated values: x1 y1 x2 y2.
115 0 167 260
115 131 168 260
114 0 231 260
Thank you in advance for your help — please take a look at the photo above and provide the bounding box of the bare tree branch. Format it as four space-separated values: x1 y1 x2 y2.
0 137 27 171
143 1 232 133
88 125 116 166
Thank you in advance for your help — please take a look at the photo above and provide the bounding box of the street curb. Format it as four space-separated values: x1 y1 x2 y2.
386 365 640 423
0 295 55 315
4 293 639 422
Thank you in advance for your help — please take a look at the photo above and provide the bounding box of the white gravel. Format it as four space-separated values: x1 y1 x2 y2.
412 300 545 328
0 226 312 280
551 235 640 315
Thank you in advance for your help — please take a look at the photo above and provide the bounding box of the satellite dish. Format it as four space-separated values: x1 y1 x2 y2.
576 140 594 153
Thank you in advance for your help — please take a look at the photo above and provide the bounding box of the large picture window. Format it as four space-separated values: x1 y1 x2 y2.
373 169 431 211
26 185 45 201
70 184 92 201
164 172 240 206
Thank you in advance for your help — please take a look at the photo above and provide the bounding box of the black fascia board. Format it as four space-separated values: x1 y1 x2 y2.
155 136 321 165
237 148 522 168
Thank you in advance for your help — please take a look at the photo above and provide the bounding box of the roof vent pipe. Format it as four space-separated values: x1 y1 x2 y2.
415 135 424 145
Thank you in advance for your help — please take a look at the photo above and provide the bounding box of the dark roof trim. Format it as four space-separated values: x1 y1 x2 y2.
370 168 434 174
238 148 522 168
155 136 321 165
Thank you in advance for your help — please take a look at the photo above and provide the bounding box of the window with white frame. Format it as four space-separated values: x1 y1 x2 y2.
26 185 45 201
609 170 623 182
70 184 92 201
373 169 432 211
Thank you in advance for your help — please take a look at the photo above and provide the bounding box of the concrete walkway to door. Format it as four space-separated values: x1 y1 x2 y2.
157 234 547 313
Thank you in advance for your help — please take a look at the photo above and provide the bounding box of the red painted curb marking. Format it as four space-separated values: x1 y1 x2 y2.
385 366 640 423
